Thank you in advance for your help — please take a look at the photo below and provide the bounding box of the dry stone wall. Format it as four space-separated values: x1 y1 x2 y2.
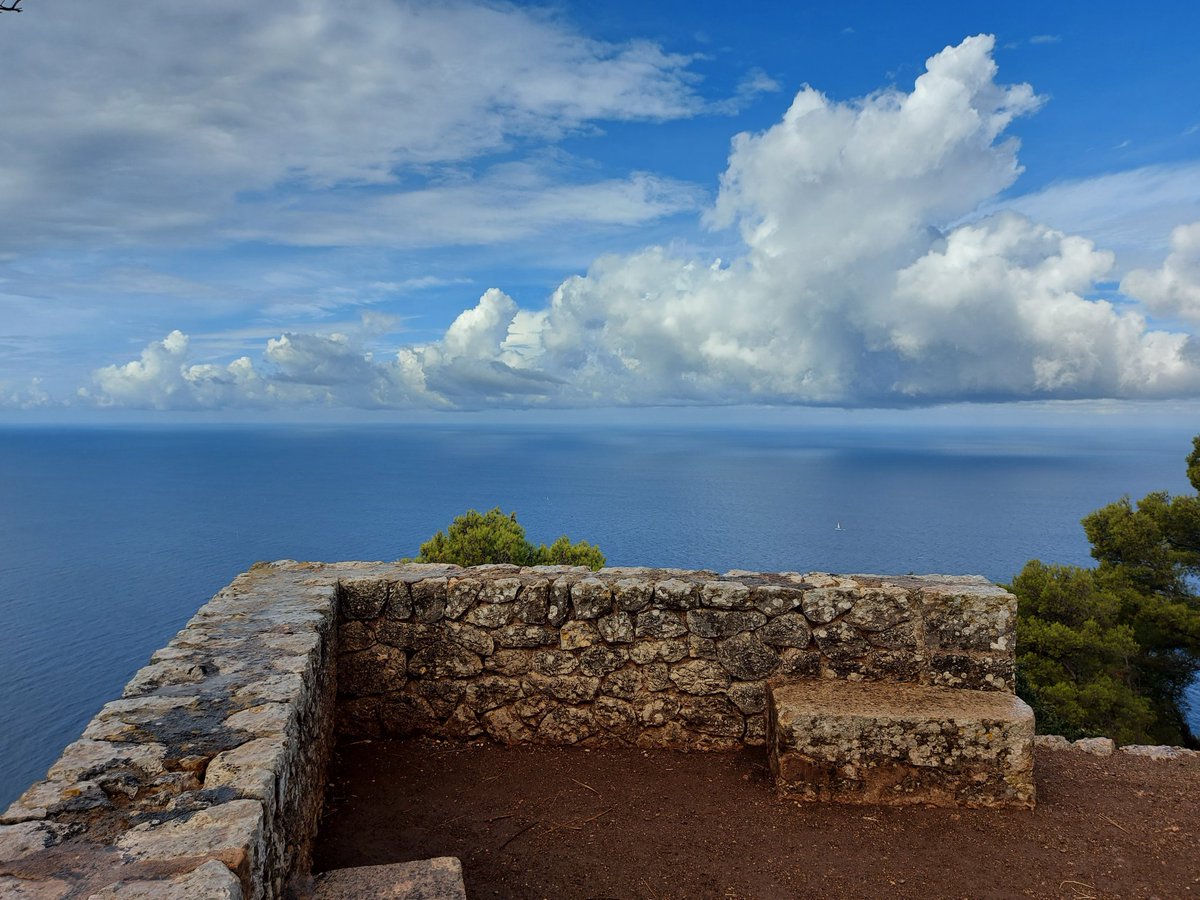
334 564 1017 750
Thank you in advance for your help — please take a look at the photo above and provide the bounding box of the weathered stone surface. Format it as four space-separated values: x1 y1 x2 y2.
547 579 574 627
769 680 1035 808
686 634 718 659
638 696 680 727
1073 737 1115 756
483 706 534 744
678 696 744 737
751 585 804 617
536 707 594 744
686 609 766 639
514 579 550 624
493 624 558 649
1120 744 1199 759
600 668 643 700
89 860 244 899
524 673 600 704
596 611 634 644
727 681 767 715
594 696 638 740
464 676 522 712
484 649 533 677
716 632 780 679
336 620 375 654
1033 734 1072 751
654 578 699 610
313 858 467 900
410 578 448 624
812 621 872 661
929 652 1013 692
612 578 653 613
445 578 480 619
701 581 752 610
338 579 388 620
635 609 687 639
463 602 515 629
571 578 612 619
758 612 812 648
118 798 264 871
478 577 522 604
444 621 494 656
578 646 629 677
408 642 483 679
531 649 579 676
916 577 1015 653
801 588 855 624
628 639 688 664
642 662 672 692
204 738 284 811
408 679 465 717
375 620 439 650
669 660 731 695
559 620 600 650
337 697 381 737
338 645 406 696
843 589 911 632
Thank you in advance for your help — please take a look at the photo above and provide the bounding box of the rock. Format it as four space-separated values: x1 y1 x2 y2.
685 609 767 639
594 696 638 740
483 706 534 744
463 602 515 629
1033 734 1072 751
929 652 1013 692
638 696 680 727
777 648 823 678
336 620 375 653
477 577 522 604
727 681 767 715
524 674 600 704
445 578 480 619
628 639 688 664
601 668 642 700
812 621 872 661
1073 737 1115 756
313 858 467 900
444 622 494 655
493 625 558 649
678 696 745 737
560 620 600 650
535 707 594 744
547 578 574 627
687 634 718 659
653 578 700 610
204 738 283 812
90 860 244 899
597 612 634 644
1119 744 1199 760
750 585 804 617
716 632 780 679
338 579 388 620
464 676 522 712
634 609 687 639
800 588 855 624
513 580 550 624
669 660 731 695
484 650 533 677
612 578 653 613
918 579 1016 653
642 663 672 692
408 642 483 679
579 646 629 677
338 645 406 696
410 579 447 624
758 612 812 648
701 581 752 610
571 578 612 619
375 620 439 650
117 798 264 873
409 679 465 717
843 588 911 631
531 649 579 676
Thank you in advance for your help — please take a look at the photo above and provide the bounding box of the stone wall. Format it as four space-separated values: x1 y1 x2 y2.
335 564 1016 750
0 561 1018 897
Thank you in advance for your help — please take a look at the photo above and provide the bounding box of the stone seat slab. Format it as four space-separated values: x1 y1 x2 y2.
312 858 467 899
767 679 1035 808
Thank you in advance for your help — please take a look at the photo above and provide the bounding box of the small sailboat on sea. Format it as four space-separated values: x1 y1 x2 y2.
835 522 843 531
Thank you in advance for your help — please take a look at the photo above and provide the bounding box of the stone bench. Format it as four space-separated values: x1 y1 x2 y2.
767 679 1035 808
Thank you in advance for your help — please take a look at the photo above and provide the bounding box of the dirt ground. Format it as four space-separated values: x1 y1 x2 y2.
313 739 1200 900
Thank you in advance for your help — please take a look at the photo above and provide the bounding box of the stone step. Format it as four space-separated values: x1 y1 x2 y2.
767 679 1035 808
313 858 467 899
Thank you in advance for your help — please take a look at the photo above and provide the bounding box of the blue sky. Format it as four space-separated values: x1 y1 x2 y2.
2 0 1200 422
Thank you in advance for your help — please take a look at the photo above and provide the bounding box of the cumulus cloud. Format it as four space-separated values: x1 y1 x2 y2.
86 36 1200 411
1121 222 1200 323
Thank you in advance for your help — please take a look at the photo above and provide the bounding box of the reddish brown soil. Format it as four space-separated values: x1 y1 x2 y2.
313 740 1200 900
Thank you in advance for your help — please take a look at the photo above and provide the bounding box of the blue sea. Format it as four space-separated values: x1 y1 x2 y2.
2 423 1198 807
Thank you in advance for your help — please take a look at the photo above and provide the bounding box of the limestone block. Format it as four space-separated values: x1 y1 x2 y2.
758 613 812 648
669 660 731 695
0 876 72 898
560 620 600 650
678 696 745 738
628 639 687 664
204 738 285 812
338 645 406 696
600 668 643 700
612 577 653 613
89 859 244 899
800 588 855 624
571 578 612 619
1120 744 1199 759
410 579 447 624
493 625 558 649
597 611 634 644
337 579 388 620
513 579 550 624
444 622 494 656
653 578 700 610
117 799 264 876
716 632 780 679
1073 737 1115 756
750 585 804 617
578 646 628 677
768 680 1035 808
477 577 522 604
535 707 594 744
916 577 1015 653
531 649 579 676
463 602 515 629
929 652 1013 692
445 578 480 619
634 609 687 639
408 642 483 679
313 858 466 900
701 581 752 610
686 609 766 639
811 621 872 661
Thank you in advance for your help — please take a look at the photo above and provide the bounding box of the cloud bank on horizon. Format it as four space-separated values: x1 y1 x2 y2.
10 21 1200 411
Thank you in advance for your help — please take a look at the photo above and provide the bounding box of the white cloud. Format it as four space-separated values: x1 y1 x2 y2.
85 36 1200 412
1121 222 1200 323
0 0 714 251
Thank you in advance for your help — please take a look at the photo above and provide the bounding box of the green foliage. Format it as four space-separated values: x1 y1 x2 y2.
416 507 606 571
1011 437 1200 747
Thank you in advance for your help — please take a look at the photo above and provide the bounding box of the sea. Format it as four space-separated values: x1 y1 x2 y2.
2 422 1198 807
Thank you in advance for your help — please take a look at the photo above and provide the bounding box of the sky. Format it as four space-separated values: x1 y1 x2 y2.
2 1 1200 424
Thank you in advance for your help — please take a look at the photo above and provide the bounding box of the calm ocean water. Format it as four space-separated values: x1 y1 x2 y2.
1 423 1197 806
